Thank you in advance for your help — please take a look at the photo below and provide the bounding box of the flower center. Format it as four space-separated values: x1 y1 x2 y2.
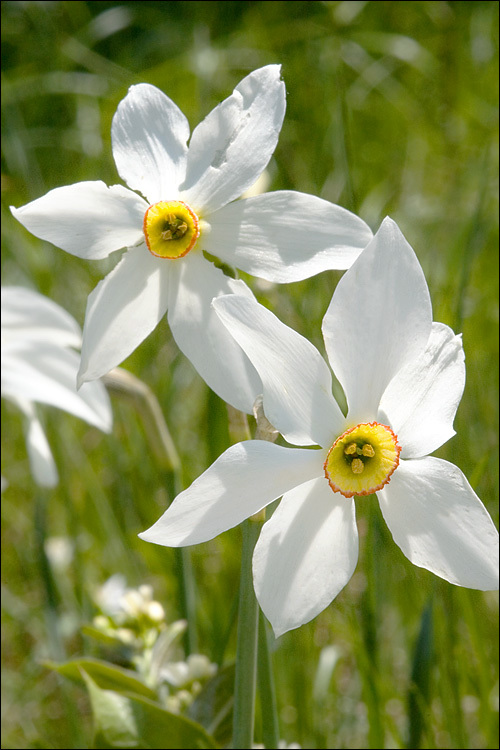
324 422 401 498
143 201 200 259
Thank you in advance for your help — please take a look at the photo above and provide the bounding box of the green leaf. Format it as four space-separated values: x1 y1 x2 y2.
81 669 218 749
44 657 158 701
188 662 235 747
407 600 434 749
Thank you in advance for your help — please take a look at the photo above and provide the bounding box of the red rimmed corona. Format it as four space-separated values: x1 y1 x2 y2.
143 200 200 259
324 422 401 498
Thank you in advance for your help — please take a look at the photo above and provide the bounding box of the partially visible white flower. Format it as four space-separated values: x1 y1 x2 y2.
1 286 112 487
139 217 499 637
11 65 372 413
93 574 166 626
161 653 217 689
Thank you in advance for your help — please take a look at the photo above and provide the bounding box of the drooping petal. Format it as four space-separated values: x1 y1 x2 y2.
14 398 58 487
2 341 112 432
10 182 147 259
378 457 499 590
139 441 322 547
111 83 190 204
2 286 82 348
167 253 262 414
204 192 373 281
78 246 170 384
379 323 465 458
253 477 359 637
181 65 286 215
323 217 432 423
213 294 344 446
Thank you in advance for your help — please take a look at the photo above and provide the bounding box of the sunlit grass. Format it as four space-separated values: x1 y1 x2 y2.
2 2 498 748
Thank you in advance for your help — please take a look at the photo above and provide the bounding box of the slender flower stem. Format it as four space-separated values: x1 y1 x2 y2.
258 610 280 749
103 367 197 653
231 397 279 749
232 516 262 749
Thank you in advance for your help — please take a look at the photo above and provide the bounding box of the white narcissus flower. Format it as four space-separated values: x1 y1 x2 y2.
10 65 372 413
1 287 112 487
139 217 499 637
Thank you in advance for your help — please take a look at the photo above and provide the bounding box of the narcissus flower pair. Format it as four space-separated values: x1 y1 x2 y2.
140 218 499 637
1 287 112 487
11 65 372 413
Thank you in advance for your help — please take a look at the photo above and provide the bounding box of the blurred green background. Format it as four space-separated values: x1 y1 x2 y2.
1 1 498 748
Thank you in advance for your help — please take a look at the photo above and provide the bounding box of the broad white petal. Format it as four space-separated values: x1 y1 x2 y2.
10 182 147 259
14 399 59 488
78 246 170 384
379 323 465 458
139 441 322 547
167 253 262 413
323 217 432 423
2 342 112 432
253 477 358 637
111 83 190 203
378 457 499 590
181 65 286 215
213 294 344 446
2 286 82 348
205 192 373 281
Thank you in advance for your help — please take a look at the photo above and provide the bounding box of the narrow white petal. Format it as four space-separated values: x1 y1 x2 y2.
379 323 465 458
10 182 147 259
181 65 286 215
111 83 190 203
3 342 112 432
2 286 82 348
205 192 373 281
139 441 322 547
253 477 358 637
323 217 432 423
378 457 499 590
213 294 344 446
167 253 262 413
16 400 59 488
78 247 170 384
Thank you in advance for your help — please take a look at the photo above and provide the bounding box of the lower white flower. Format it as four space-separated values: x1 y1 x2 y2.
1 287 112 487
139 218 499 637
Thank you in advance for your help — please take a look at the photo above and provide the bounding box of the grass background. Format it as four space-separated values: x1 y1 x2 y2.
1 1 498 748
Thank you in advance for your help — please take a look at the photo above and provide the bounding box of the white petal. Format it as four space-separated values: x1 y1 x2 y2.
213 294 344 446
2 341 112 431
378 457 499 590
253 477 358 637
78 246 170 384
139 441 322 547
111 83 190 204
167 253 262 413
2 286 82 348
181 65 286 215
379 323 465 458
322 217 432 423
204 192 373 281
10 182 147 259
15 400 59 488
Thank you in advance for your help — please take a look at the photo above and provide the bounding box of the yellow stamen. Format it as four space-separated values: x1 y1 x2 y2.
324 422 401 498
143 201 200 259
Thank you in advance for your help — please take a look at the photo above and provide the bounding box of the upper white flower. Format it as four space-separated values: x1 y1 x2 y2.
10 65 372 413
139 217 499 637
1 286 112 487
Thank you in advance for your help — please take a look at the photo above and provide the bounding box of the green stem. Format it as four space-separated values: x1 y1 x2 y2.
258 610 280 749
231 517 261 749
174 546 197 655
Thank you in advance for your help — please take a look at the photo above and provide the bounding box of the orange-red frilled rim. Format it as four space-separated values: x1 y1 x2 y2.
143 200 200 259
324 422 401 498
